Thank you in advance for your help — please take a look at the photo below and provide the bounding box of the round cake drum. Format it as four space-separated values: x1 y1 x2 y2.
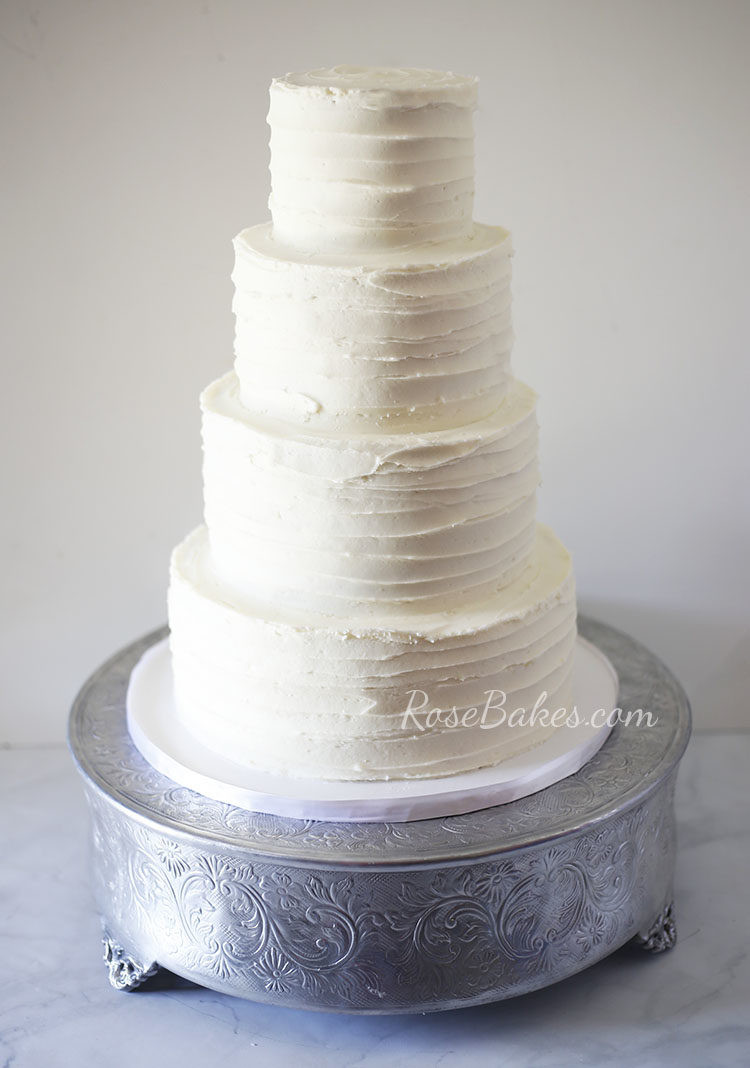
126 636 617 822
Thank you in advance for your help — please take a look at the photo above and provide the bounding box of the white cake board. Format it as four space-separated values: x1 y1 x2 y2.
126 636 618 823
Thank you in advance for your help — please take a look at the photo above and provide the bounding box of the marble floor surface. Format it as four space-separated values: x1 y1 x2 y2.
1 733 749 1068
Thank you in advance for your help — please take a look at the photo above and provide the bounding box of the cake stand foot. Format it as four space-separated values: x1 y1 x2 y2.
103 935 159 991
632 902 677 953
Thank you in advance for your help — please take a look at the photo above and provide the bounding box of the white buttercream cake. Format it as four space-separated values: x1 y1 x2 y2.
167 65 578 781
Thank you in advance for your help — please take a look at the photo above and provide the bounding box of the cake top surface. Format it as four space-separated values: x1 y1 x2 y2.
271 65 477 106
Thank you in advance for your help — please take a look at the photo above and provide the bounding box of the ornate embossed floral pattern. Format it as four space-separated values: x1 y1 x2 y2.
251 947 299 993
70 618 690 865
91 804 387 1005
86 765 677 1010
154 838 190 878
259 871 298 912
74 616 688 1011
576 905 609 949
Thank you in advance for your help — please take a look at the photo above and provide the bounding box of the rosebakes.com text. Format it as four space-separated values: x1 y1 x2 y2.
400 690 655 732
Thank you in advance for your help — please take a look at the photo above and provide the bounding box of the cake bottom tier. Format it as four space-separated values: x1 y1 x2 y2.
168 524 577 782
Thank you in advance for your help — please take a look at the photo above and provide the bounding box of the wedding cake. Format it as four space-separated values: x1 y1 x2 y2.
168 66 577 782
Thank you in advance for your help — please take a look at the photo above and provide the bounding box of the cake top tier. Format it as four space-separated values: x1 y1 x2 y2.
268 66 478 254
273 65 478 106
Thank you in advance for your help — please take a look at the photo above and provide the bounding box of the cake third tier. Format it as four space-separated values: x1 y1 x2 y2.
232 222 513 432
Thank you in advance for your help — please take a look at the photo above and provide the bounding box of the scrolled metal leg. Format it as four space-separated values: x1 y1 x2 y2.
632 903 677 953
103 935 159 990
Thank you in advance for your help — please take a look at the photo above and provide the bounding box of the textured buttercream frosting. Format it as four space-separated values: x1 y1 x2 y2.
167 66 578 781
268 66 478 252
169 524 575 780
202 370 539 616
233 223 513 431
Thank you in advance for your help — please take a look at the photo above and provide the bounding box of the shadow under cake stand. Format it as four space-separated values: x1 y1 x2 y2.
69 616 691 1014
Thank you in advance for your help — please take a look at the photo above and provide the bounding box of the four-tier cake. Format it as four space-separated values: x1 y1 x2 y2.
168 66 577 781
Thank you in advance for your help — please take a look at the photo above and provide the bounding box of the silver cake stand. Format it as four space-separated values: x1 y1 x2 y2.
69 616 690 1014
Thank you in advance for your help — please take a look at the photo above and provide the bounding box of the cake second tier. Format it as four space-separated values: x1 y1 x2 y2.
201 369 540 618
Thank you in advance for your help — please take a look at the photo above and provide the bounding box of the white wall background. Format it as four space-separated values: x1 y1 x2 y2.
2 0 748 745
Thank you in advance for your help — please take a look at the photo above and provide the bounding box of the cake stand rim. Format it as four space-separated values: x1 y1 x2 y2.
68 614 692 868
124 633 616 822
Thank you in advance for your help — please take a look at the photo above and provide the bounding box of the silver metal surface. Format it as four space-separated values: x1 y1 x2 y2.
70 616 691 1013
